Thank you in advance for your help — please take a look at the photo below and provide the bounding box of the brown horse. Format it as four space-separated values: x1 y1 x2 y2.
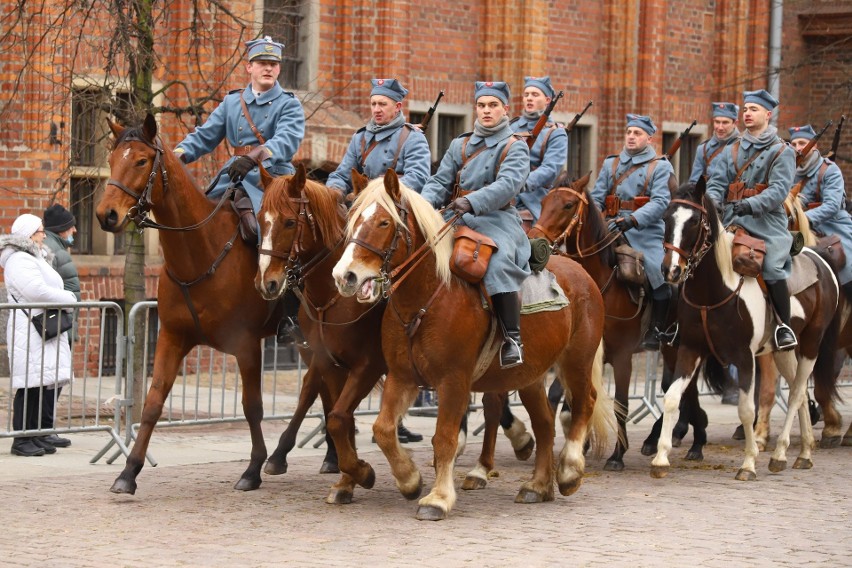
95 114 283 494
331 171 613 520
254 165 388 503
656 178 838 480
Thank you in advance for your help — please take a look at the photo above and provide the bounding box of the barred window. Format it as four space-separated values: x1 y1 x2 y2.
566 125 592 180
263 0 306 89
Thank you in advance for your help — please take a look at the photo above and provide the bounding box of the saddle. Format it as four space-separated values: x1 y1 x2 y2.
231 187 259 244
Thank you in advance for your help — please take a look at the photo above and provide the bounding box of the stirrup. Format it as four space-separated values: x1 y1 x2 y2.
658 322 679 347
774 323 797 351
499 336 524 369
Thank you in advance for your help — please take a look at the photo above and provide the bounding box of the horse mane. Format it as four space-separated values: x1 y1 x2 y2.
348 176 453 286
265 175 345 249
785 193 818 247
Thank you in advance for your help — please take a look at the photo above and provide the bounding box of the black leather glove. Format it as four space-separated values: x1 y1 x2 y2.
228 156 257 181
449 197 473 215
177 153 188 164
607 216 635 233
731 200 753 217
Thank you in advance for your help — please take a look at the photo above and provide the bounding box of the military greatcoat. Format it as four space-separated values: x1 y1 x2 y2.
509 116 568 221
689 134 739 184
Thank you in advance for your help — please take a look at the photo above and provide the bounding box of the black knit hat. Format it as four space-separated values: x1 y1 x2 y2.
43 204 76 233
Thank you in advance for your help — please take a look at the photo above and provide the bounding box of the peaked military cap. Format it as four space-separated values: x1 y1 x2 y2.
370 79 409 102
524 76 554 99
743 89 779 110
711 102 739 120
788 124 816 141
475 81 510 105
246 36 284 62
626 114 657 135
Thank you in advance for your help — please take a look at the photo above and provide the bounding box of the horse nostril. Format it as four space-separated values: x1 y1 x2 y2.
106 210 118 228
266 280 279 295
344 271 357 288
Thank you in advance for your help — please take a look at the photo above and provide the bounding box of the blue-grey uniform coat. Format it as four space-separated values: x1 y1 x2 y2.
175 83 305 212
509 117 568 221
689 134 739 184
798 155 852 285
326 122 432 193
591 145 674 290
421 124 532 295
706 134 795 281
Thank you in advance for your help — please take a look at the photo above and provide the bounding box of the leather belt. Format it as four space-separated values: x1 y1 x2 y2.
233 145 256 156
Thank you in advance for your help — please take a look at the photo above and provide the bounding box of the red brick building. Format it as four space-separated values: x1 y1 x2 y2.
0 0 849 308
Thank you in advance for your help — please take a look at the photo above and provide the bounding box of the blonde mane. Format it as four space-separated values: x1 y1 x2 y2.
785 193 818 247
714 221 737 283
347 176 454 286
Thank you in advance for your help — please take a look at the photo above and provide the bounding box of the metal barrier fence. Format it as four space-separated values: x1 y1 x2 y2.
0 301 127 454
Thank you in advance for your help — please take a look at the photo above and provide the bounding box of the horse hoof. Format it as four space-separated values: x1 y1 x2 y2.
735 468 757 481
640 442 656 456
756 441 767 452
109 478 137 495
325 489 353 505
685 449 704 461
768 458 787 473
401 475 423 501
793 457 813 470
415 505 447 521
319 461 340 474
515 488 546 504
234 476 261 491
603 459 625 472
558 478 582 496
461 476 487 490
671 437 682 448
264 460 288 475
842 437 852 447
649 465 669 479
732 425 745 441
360 466 376 490
819 436 841 449
513 437 535 461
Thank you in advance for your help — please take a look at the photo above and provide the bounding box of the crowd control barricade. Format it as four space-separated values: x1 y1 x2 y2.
0 301 126 455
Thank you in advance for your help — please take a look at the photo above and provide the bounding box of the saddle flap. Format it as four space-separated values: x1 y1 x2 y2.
614 243 646 286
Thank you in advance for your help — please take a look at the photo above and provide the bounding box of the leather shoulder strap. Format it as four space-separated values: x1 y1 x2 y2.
639 158 661 197
389 124 414 170
239 94 266 145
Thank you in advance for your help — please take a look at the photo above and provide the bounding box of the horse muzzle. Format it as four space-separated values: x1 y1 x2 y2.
95 207 127 233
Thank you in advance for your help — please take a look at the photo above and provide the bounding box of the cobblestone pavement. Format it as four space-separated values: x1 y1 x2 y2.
1 399 850 567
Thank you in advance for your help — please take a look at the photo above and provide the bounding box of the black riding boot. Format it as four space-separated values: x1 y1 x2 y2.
766 279 797 350
492 292 524 369
277 289 307 347
641 296 671 350
233 187 259 243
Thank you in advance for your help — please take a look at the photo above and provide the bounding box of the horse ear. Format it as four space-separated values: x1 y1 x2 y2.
694 175 707 200
574 171 592 191
384 168 402 202
350 168 369 196
107 118 124 139
258 163 274 190
142 113 158 141
289 163 307 197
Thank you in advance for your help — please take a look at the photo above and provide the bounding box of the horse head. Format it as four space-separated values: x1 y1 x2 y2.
529 171 595 250
256 163 345 300
96 113 170 232
333 169 452 302
662 176 722 283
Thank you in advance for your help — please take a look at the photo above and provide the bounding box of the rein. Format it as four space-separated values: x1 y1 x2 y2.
532 187 621 258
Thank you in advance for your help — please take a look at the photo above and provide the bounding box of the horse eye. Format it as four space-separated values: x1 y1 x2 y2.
379 220 391 228
135 158 147 167
284 219 297 228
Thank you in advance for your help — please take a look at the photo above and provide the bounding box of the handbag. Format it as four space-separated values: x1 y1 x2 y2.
450 226 498 284
11 294 74 340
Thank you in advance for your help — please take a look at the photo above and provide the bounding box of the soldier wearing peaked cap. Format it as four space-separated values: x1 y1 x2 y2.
591 113 675 349
174 35 305 243
510 76 568 223
706 89 798 350
790 124 852 301
689 102 741 184
326 78 431 197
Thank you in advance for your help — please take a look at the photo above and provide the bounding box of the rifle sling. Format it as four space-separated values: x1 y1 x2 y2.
608 157 660 198
239 94 266 145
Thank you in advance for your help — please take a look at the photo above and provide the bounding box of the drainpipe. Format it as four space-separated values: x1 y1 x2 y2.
768 0 783 125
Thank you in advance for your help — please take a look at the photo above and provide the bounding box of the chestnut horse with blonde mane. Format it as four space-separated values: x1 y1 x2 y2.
95 114 285 494
332 171 613 520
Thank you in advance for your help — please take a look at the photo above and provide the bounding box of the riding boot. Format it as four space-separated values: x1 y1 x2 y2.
492 292 524 369
233 187 259 243
766 279 797 350
641 296 670 350
276 288 307 347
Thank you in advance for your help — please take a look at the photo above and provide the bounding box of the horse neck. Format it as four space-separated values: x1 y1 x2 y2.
684 243 734 304
566 217 613 287
301 230 347 305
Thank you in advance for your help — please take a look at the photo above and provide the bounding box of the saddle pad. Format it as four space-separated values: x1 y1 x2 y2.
787 249 820 297
520 269 570 314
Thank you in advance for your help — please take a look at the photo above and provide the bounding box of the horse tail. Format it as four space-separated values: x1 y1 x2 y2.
813 310 843 404
701 354 728 396
585 338 616 459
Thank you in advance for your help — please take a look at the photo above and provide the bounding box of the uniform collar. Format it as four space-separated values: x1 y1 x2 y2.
619 145 656 165
242 82 284 105
470 120 514 148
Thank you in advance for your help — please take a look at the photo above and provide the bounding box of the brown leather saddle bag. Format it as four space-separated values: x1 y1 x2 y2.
614 243 646 286
730 228 766 278
451 226 498 284
815 234 846 273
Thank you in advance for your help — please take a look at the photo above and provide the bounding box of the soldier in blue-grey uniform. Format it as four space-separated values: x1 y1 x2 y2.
791 124 852 300
591 114 674 349
174 36 305 242
510 76 568 223
421 81 531 368
706 89 797 350
689 102 741 183
326 79 431 196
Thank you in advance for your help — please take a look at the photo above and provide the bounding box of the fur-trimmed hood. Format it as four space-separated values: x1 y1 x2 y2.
0 234 54 268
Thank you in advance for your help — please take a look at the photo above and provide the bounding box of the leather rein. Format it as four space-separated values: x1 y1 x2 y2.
531 187 621 258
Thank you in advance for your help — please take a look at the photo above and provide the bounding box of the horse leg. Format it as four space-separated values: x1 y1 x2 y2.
317 380 341 474
604 351 631 471
264 363 324 475
754 355 777 451
650 350 701 479
770 351 815 472
233 344 268 491
683 380 708 461
642 356 676 456
416 379 471 521
515 381 556 503
110 331 191 494
499 392 535 461
816 349 845 448
462 392 503 490
325 365 385 504
372 374 423 502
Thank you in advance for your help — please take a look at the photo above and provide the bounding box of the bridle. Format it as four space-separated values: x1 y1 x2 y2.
106 132 233 232
663 198 713 281
532 187 620 257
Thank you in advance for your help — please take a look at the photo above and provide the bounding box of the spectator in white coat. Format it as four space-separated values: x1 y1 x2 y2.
1 214 77 456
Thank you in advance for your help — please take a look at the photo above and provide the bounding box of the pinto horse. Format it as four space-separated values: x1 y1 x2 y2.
95 114 285 494
332 171 613 520
526 172 707 469
655 178 838 480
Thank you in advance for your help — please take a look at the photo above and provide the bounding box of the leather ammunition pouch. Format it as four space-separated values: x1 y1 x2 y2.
815 234 846 273
451 226 497 284
727 182 768 202
605 195 650 217
730 228 766 278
